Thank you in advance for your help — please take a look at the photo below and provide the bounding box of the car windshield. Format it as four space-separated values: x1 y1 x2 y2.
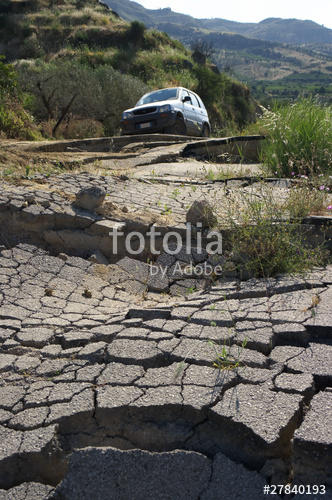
136 88 178 106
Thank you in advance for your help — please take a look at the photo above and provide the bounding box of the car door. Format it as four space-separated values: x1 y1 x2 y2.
189 91 204 136
181 89 195 134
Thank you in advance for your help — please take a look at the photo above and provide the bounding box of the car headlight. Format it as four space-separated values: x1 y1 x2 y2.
122 111 133 119
159 105 172 113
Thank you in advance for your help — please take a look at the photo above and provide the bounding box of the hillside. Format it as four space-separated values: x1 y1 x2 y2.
104 0 332 103
103 0 332 45
0 0 258 139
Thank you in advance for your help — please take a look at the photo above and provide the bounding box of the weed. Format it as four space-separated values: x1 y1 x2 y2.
303 294 321 318
204 165 253 181
83 288 92 298
173 361 186 381
162 204 172 215
171 188 180 199
224 183 329 278
208 337 247 370
286 183 328 219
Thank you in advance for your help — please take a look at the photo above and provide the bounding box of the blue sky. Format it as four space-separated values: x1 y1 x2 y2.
135 0 332 29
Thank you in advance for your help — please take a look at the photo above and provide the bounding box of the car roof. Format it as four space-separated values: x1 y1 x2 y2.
145 87 194 94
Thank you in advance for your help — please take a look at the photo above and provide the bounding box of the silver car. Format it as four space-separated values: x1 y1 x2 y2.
121 87 210 137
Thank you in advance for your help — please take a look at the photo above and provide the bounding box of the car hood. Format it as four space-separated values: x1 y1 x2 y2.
123 99 179 114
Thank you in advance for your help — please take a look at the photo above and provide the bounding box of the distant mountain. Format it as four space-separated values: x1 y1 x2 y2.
240 18 332 45
102 0 332 45
102 0 332 103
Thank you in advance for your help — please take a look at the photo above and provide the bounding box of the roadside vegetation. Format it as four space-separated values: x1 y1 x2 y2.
215 98 332 278
221 183 330 278
257 98 332 177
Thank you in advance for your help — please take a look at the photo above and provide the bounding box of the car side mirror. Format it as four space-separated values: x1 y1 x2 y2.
182 96 191 103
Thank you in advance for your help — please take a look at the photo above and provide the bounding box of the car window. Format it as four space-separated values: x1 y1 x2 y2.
136 88 178 106
189 92 200 108
181 90 192 105
197 95 206 110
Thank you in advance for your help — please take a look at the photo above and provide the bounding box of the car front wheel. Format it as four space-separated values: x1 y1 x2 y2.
165 116 187 136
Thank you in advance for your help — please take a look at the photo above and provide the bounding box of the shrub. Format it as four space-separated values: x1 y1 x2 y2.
59 118 104 139
0 57 40 139
260 98 332 177
127 20 146 45
0 56 17 95
285 183 328 218
223 184 328 278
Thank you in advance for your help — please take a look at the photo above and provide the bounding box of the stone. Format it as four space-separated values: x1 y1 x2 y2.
186 200 217 228
75 186 106 211
57 253 68 261
88 250 109 265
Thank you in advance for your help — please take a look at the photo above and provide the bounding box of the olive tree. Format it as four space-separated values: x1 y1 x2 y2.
17 59 149 135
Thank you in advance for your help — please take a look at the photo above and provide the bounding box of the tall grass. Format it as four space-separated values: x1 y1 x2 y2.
260 98 332 177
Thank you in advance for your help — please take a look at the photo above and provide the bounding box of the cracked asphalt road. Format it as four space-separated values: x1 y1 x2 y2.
0 135 331 499
0 242 331 498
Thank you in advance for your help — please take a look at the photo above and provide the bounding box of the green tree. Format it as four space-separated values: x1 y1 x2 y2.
0 56 17 96
18 59 149 136
0 56 39 139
